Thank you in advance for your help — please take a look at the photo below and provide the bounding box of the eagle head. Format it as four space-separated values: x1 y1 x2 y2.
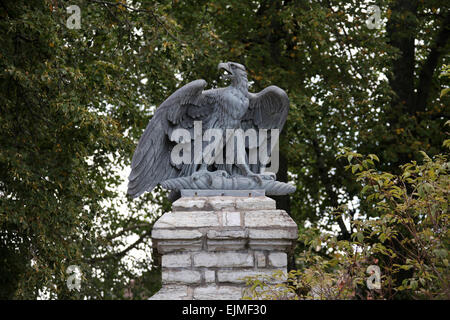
218 62 247 81
218 62 248 91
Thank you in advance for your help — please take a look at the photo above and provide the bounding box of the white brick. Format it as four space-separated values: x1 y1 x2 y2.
235 197 276 210
193 252 254 267
204 270 215 283
249 239 292 251
193 286 243 300
162 270 201 284
154 211 219 228
268 252 287 267
152 229 202 240
207 229 247 239
157 239 202 253
244 210 297 228
255 252 266 267
172 198 207 211
149 285 190 300
162 253 191 268
249 229 297 240
208 197 236 210
223 212 241 227
206 229 248 250
206 240 246 251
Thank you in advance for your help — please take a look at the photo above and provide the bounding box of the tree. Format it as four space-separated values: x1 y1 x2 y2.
0 0 182 299
1 0 448 299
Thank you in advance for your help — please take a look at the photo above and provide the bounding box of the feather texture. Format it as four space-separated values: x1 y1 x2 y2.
127 79 210 198
242 85 289 173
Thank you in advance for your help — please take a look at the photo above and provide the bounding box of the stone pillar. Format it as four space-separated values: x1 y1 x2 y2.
149 195 298 300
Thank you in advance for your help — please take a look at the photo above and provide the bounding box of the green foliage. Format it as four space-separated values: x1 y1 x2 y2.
0 0 180 299
1 0 448 299
245 144 449 299
344 146 449 299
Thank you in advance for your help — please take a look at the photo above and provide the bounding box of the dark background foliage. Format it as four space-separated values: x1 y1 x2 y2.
0 0 448 299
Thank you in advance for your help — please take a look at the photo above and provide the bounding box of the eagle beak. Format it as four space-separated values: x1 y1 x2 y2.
218 62 232 78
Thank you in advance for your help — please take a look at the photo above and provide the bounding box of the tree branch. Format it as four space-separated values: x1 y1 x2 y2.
104 223 151 241
87 230 151 263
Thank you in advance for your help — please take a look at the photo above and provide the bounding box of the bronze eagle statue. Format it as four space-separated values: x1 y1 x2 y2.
127 62 291 199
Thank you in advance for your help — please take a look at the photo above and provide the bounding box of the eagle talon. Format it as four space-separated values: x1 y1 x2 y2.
262 172 276 181
191 170 213 185
216 170 229 178
247 173 263 185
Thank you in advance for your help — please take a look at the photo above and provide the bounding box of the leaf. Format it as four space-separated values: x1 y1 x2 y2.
368 154 380 162
440 87 450 98
355 232 364 242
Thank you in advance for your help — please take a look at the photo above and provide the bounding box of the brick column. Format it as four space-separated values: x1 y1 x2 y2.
149 196 298 300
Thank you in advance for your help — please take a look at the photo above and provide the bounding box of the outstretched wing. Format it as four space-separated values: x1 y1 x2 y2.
127 79 210 198
242 85 289 173
243 85 289 131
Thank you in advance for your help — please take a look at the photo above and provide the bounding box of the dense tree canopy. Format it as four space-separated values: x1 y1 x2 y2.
0 0 448 299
